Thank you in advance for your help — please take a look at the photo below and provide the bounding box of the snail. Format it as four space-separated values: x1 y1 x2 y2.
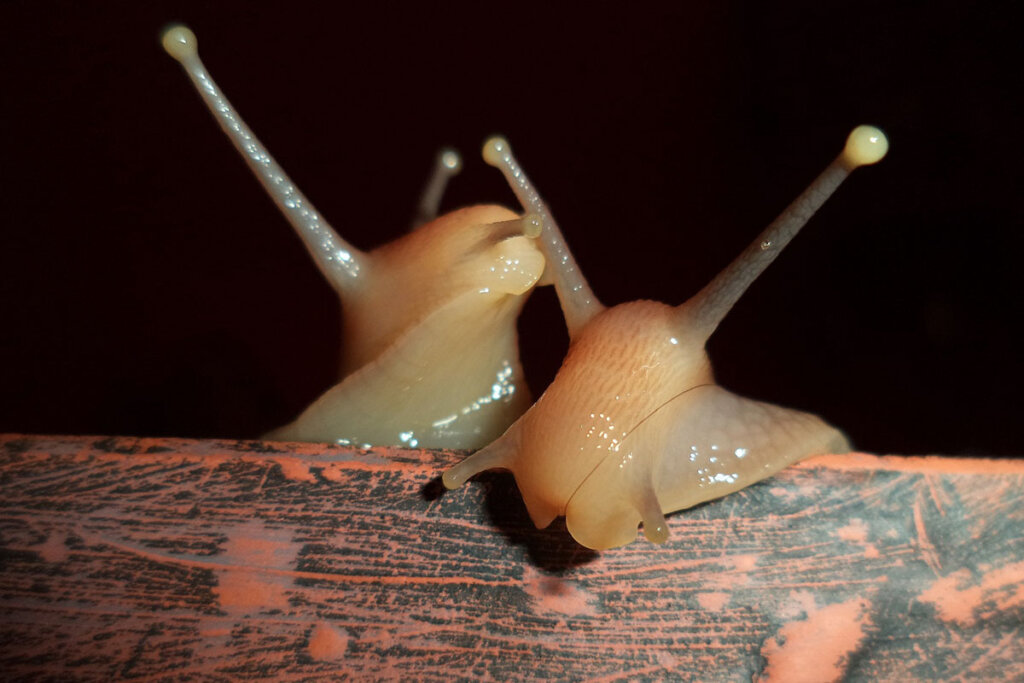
444 128 888 549
162 26 545 449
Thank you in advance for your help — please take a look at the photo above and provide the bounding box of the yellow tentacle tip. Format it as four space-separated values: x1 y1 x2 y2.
482 136 511 168
441 468 463 490
643 522 670 545
521 214 543 239
842 125 889 168
161 25 198 62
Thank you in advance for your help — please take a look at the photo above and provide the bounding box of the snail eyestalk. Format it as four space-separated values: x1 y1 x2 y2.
482 136 604 338
161 24 365 290
685 125 889 340
413 148 463 228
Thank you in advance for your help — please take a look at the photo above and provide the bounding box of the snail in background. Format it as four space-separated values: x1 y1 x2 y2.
444 128 888 549
162 26 545 449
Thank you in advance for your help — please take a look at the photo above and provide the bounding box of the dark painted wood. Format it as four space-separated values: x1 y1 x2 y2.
1 434 1021 681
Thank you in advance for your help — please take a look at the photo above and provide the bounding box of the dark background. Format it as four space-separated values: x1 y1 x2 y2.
2 1 1020 456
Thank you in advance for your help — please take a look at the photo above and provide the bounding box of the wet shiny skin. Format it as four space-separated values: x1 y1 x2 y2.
446 130 885 549
163 26 546 448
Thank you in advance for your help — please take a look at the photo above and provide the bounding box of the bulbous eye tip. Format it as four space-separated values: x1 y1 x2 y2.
161 24 198 62
842 124 889 168
439 148 462 174
482 136 511 168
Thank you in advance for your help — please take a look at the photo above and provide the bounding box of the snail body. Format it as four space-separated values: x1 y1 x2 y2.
162 27 544 448
265 203 544 448
445 129 888 549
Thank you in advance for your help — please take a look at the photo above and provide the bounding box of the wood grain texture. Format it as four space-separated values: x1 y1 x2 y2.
1 434 1021 681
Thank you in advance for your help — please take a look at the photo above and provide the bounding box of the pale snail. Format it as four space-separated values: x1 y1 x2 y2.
162 26 546 449
444 128 889 550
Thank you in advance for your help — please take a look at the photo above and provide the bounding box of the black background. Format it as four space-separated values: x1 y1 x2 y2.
2 1 1021 456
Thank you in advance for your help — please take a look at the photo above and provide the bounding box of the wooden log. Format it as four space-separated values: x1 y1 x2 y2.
0 434 1021 681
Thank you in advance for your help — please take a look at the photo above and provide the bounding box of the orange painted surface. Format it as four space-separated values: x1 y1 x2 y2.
758 597 872 683
1 434 1022 680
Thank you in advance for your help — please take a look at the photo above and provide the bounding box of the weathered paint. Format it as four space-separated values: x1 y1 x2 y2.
1 434 1021 680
